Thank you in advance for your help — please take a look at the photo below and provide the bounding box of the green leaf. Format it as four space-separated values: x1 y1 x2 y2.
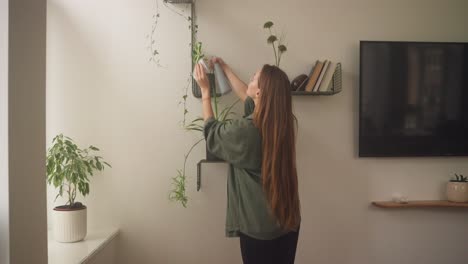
191 117 204 123
89 145 99 151
267 35 277 44
263 21 274 29
54 193 61 202
278 44 287 53
185 122 203 128
96 161 102 170
169 169 188 207
186 127 203 132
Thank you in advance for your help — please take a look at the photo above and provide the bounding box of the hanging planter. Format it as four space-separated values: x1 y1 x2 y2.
192 72 217 99
192 68 222 162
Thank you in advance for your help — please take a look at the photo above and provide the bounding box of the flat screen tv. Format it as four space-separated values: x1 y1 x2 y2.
359 41 468 157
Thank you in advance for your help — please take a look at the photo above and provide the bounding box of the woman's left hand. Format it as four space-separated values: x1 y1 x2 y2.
193 63 210 97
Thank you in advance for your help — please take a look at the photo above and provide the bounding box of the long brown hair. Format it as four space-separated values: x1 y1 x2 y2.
253 64 301 231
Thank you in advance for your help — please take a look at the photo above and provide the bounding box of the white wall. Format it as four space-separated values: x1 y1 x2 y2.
8 0 48 263
0 0 9 263
47 0 468 263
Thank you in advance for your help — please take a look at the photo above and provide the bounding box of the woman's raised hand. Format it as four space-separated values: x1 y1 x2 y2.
193 63 210 97
211 57 227 70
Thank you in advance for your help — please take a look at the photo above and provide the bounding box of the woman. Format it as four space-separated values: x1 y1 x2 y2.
194 57 301 264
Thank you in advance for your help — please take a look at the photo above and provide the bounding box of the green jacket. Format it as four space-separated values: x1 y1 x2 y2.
204 97 290 240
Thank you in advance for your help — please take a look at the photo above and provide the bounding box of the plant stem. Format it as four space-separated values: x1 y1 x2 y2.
182 138 204 176
148 0 164 67
72 183 77 205
269 28 278 66
220 99 240 121
213 87 218 119
182 74 191 127
67 182 72 206
277 30 285 67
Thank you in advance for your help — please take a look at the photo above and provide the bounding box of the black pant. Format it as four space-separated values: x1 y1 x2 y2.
239 227 300 264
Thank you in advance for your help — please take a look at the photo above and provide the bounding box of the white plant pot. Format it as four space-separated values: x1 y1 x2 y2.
446 182 468 203
53 205 87 243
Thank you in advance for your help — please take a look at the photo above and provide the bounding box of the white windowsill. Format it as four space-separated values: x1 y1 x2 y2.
48 227 119 264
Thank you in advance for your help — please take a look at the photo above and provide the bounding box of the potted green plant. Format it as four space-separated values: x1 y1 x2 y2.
192 42 216 98
446 173 468 203
147 3 237 206
171 56 239 207
46 134 111 242
190 41 237 161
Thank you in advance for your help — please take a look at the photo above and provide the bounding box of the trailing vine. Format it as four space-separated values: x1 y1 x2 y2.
148 0 239 207
146 0 165 68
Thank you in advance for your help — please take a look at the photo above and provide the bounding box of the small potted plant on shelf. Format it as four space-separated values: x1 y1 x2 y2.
192 42 216 97
446 173 468 203
46 134 111 242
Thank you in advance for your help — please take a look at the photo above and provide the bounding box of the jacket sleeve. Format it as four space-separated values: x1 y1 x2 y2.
204 117 252 168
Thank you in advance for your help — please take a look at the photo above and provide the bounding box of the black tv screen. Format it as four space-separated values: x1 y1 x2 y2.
359 41 468 157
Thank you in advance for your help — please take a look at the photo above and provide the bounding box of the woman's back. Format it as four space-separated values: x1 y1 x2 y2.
204 97 291 239
195 59 300 263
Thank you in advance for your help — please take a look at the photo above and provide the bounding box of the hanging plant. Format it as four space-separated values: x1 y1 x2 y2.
146 0 165 67
147 1 241 207
170 42 240 208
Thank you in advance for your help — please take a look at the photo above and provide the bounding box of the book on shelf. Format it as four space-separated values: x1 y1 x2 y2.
304 60 324 92
313 60 329 92
318 61 337 92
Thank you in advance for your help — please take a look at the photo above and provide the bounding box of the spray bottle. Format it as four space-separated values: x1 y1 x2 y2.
213 62 232 95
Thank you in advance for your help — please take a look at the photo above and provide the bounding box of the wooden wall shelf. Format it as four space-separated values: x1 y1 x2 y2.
372 200 468 209
292 62 342 96
292 90 342 96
